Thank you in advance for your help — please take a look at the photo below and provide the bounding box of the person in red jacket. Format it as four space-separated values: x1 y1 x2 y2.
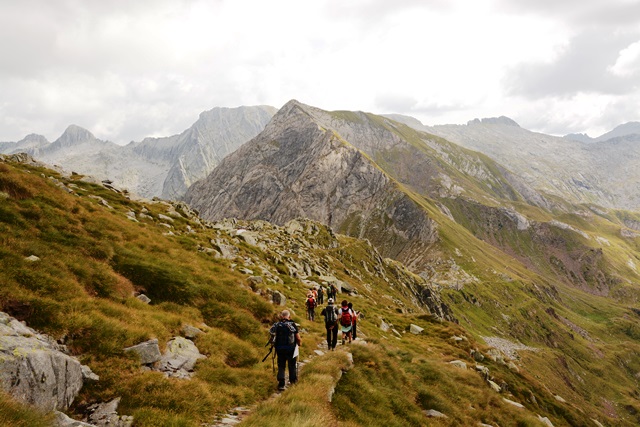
338 300 355 344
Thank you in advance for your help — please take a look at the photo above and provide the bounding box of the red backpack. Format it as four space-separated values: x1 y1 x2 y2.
340 308 353 326
306 297 316 309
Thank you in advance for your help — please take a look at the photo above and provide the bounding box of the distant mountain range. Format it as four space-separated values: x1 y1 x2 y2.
2 103 638 209
0 106 276 199
385 115 640 209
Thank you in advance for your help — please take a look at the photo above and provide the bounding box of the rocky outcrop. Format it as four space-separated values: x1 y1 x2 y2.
124 337 206 379
0 312 88 411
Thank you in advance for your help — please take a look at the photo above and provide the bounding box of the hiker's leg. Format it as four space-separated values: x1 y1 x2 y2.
331 326 338 349
276 351 286 387
287 350 298 384
326 326 332 347
353 323 357 340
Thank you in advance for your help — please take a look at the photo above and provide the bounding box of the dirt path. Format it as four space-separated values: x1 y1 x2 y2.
205 338 360 426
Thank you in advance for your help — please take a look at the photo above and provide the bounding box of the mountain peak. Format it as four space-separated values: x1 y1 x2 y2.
596 121 640 142
17 133 49 145
467 116 520 127
55 125 96 146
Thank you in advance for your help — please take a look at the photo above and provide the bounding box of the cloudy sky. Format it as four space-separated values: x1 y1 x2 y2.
1 0 639 145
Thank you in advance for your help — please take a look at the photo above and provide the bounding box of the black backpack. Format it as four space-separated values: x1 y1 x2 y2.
272 321 296 349
324 306 338 326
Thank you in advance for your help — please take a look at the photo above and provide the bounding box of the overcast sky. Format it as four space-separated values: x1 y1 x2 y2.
1 0 639 144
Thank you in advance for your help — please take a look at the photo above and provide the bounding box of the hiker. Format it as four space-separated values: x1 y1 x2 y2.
311 287 318 302
338 300 355 345
317 286 324 305
348 302 359 340
305 293 317 321
269 310 301 390
329 283 338 301
321 298 340 350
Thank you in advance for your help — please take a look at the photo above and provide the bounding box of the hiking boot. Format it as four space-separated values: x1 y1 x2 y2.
341 339 345 345
278 381 285 391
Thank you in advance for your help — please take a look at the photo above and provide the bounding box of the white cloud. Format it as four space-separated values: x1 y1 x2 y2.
0 0 638 143
609 40 640 77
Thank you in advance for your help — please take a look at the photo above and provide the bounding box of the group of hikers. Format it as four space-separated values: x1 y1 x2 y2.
268 285 360 390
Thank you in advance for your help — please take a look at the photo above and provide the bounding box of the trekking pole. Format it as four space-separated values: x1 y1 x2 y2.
261 345 273 363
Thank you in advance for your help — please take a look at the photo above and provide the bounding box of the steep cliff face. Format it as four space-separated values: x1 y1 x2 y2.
134 105 277 199
185 101 440 266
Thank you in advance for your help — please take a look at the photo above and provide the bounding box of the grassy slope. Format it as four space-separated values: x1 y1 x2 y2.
319 112 640 425
1 158 638 426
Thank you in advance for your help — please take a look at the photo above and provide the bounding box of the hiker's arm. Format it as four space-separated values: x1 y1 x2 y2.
295 332 301 346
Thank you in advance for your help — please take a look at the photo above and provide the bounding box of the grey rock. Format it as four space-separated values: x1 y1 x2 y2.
181 324 204 339
158 337 206 377
271 291 286 306
87 397 133 427
503 398 524 408
409 324 424 335
158 214 174 222
81 365 100 382
136 294 151 304
488 380 501 393
537 415 554 427
379 320 391 332
24 255 41 262
424 409 448 418
123 339 161 365
55 411 97 427
448 360 467 370
0 312 84 411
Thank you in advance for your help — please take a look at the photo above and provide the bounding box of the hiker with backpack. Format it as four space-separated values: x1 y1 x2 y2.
329 283 338 301
305 293 317 321
348 302 359 340
269 310 301 390
317 286 324 305
321 298 340 350
338 300 356 345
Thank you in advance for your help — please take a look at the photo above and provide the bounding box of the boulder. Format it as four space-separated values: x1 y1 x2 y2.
0 312 84 411
136 294 151 304
123 339 161 365
379 320 391 332
340 281 356 294
271 291 286 306
157 337 206 378
87 397 134 427
181 324 204 339
448 360 467 370
409 324 424 335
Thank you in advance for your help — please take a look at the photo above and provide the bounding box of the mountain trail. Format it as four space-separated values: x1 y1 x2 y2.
206 337 360 426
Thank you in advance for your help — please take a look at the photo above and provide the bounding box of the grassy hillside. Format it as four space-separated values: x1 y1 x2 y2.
1 156 638 426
